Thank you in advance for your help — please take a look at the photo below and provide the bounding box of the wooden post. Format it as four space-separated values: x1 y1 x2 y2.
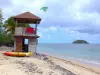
14 37 16 51
16 20 18 27
15 20 17 52
34 39 38 54
35 21 38 35
34 21 39 54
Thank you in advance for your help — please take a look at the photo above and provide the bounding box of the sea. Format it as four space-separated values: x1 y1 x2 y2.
37 43 100 67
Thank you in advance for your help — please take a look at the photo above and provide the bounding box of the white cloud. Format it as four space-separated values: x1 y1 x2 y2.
49 26 57 31
37 31 42 37
11 0 46 8
38 25 100 43
47 34 50 39
68 0 91 13
38 26 57 32
2 0 47 19
1 0 100 43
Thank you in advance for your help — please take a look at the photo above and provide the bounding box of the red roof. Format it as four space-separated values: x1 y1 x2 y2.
13 12 41 24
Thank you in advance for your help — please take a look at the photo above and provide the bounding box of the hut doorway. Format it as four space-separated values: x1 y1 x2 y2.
22 38 28 52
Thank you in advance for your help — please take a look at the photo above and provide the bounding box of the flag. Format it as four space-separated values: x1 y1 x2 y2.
40 7 48 12
26 27 35 34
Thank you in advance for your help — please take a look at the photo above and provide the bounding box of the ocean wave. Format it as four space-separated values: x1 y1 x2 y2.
65 56 100 67
38 51 100 67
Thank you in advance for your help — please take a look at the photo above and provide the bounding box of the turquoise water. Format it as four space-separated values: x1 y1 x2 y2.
37 43 100 67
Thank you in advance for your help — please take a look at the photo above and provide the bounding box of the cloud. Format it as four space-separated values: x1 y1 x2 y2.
38 26 57 32
39 0 100 35
38 26 100 43
75 27 100 35
49 27 57 31
2 0 46 19
47 34 50 39
37 31 42 37
80 0 100 13
0 0 12 8
1 0 100 43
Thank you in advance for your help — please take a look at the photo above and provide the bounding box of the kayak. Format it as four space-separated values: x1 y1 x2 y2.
3 51 33 57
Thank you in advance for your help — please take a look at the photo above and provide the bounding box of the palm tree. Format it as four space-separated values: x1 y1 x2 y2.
4 16 30 35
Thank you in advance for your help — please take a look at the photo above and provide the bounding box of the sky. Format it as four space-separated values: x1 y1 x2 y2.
1 0 100 44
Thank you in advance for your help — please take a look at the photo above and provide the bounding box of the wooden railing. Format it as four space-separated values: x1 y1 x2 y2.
15 27 36 36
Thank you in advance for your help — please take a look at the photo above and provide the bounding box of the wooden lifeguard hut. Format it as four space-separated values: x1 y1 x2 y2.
13 12 41 53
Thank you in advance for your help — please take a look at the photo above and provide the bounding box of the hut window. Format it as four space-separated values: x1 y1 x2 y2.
25 39 28 44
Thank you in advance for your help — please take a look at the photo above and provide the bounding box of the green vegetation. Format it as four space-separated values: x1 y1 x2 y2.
0 9 5 46
0 9 30 46
72 40 89 44
0 10 13 46
4 17 30 35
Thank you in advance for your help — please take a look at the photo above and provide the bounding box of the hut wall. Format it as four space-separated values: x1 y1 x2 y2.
28 38 37 53
15 27 36 36
15 27 23 35
14 38 16 51
15 37 23 52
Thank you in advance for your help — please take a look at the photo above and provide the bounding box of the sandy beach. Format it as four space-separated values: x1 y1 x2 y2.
0 47 100 75
49 56 100 75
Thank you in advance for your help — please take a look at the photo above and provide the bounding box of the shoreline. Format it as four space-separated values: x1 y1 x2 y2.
0 50 76 75
48 55 100 75
39 52 100 68
0 49 100 75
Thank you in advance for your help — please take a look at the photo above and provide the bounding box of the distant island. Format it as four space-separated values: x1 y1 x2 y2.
72 40 89 44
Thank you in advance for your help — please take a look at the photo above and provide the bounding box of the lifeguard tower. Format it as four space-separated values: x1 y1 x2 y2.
13 12 41 53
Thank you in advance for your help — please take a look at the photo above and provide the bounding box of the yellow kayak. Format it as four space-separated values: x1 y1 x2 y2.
3 52 33 57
